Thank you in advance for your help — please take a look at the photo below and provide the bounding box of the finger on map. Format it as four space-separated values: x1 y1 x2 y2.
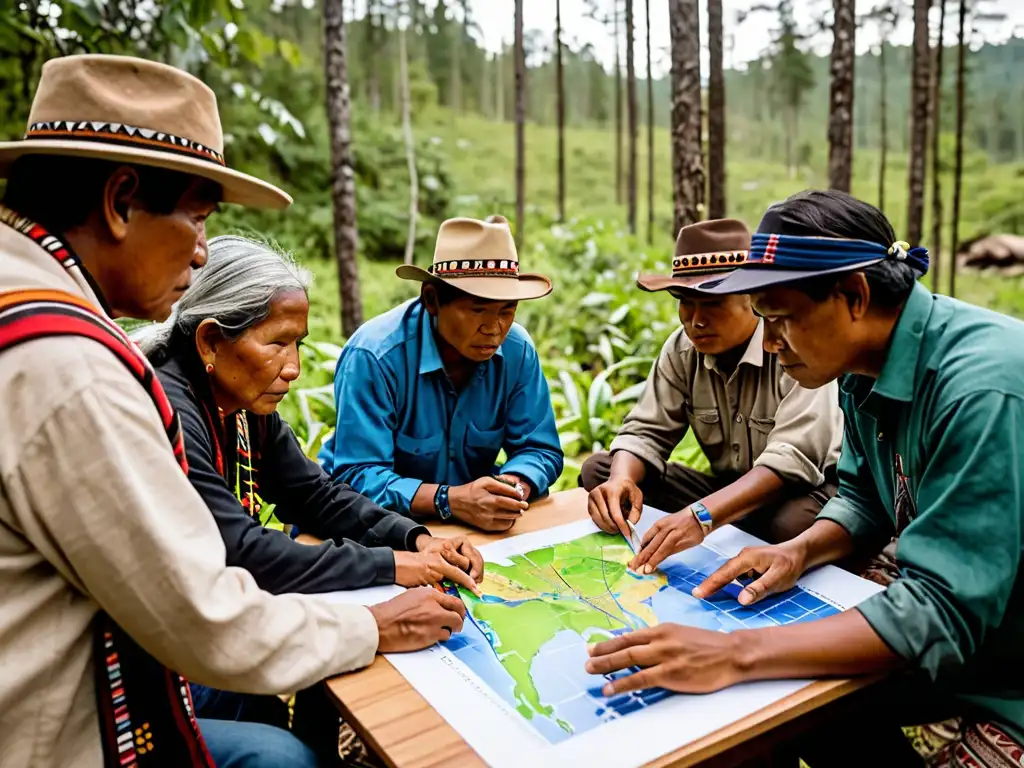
442 563 481 597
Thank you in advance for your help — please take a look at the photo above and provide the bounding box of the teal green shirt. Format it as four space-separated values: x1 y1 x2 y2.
819 282 1024 739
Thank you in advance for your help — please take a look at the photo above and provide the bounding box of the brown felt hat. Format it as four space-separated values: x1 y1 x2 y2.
637 218 751 292
0 54 291 209
396 215 552 301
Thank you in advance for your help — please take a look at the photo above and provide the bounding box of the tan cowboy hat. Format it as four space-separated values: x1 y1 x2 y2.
396 215 552 301
637 218 752 292
0 54 291 209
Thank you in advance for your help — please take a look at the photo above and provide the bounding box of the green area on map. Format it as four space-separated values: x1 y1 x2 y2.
451 532 665 729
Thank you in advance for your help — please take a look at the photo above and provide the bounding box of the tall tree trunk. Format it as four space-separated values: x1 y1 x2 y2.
399 26 418 266
707 0 726 218
324 0 362 336
626 0 637 234
950 0 967 299
555 0 566 222
827 0 856 192
514 0 526 248
367 0 381 112
907 0 931 246
668 0 704 233
930 0 947 293
614 2 623 206
878 41 888 211
646 0 654 244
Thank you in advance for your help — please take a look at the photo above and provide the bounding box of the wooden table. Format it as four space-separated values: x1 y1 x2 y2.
325 488 883 768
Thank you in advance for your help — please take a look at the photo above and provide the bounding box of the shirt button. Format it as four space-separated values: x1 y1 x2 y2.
735 414 743 423
732 443 740 452
877 431 884 441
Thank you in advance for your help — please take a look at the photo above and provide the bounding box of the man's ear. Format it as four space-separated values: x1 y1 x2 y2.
101 167 140 243
195 318 223 368
421 284 440 317
837 272 871 321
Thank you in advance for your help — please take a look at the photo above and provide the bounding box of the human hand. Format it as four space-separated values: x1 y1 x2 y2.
587 476 643 539
494 473 531 502
415 534 485 582
693 539 808 606
585 624 744 695
628 507 705 574
393 550 481 596
449 477 528 532
368 587 467 653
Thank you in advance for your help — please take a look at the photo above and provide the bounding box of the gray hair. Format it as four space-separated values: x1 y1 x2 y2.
135 235 311 363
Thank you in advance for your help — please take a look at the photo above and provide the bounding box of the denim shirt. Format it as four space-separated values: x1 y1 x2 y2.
319 300 563 515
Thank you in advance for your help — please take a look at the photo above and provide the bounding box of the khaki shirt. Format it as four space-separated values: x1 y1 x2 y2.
0 223 379 767
610 321 843 487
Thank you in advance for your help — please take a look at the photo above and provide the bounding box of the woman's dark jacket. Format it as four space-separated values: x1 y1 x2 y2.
155 354 427 594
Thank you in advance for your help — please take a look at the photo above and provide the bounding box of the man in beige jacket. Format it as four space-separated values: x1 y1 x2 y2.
583 219 843 574
0 55 463 767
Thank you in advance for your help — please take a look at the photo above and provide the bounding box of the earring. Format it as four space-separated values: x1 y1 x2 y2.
205 363 214 374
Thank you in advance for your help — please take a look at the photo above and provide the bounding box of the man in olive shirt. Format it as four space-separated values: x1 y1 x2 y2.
584 190 1024 766
583 219 843 572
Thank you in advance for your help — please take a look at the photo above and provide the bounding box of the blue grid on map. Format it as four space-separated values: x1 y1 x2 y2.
440 546 841 727
580 556 840 719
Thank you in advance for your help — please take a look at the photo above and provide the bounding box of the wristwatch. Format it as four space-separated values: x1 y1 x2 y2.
434 484 452 520
690 501 714 537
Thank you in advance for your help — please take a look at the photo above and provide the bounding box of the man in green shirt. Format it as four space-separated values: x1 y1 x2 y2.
584 190 1023 767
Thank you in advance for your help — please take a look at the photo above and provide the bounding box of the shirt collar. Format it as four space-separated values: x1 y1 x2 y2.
869 281 934 403
703 318 765 373
414 302 504 376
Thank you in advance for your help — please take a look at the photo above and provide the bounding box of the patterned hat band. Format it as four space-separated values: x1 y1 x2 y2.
25 120 225 166
429 259 520 278
672 250 748 276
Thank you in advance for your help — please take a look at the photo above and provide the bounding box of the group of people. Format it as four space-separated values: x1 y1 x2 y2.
0 52 1020 768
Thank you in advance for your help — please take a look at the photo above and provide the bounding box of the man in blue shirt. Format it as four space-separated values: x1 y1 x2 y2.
320 215 563 531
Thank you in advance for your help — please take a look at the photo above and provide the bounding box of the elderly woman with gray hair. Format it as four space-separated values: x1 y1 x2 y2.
136 235 483 740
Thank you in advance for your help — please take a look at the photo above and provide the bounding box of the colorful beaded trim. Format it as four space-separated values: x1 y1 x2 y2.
25 120 225 166
672 250 748 275
429 259 519 278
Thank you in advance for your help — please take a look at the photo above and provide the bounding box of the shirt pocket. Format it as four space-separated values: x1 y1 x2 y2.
465 421 504 474
687 406 724 449
748 416 776 457
394 431 443 478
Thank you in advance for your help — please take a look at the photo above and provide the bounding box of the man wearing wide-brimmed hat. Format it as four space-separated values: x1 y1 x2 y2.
319 215 563 532
0 54 464 768
581 218 843 573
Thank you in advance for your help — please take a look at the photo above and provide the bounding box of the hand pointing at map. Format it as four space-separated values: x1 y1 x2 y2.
584 625 744 695
587 475 643 541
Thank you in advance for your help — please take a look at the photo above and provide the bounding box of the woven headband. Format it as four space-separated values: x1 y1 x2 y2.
24 120 225 166
749 233 930 275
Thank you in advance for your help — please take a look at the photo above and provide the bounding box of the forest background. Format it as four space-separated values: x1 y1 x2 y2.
3 0 1023 488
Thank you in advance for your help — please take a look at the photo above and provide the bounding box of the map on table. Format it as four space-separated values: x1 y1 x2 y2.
441 530 841 744
326 513 882 768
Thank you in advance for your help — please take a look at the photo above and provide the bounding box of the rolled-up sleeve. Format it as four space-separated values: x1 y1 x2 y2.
499 340 563 498
329 348 423 514
855 391 1023 678
609 331 690 476
752 376 843 487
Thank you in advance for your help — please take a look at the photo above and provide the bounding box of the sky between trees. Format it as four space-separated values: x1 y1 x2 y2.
346 0 1023 78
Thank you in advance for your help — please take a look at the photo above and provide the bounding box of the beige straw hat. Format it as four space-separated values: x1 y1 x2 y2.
0 54 291 209
396 215 552 301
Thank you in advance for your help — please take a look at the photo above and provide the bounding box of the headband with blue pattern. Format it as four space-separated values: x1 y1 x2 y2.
748 233 930 276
